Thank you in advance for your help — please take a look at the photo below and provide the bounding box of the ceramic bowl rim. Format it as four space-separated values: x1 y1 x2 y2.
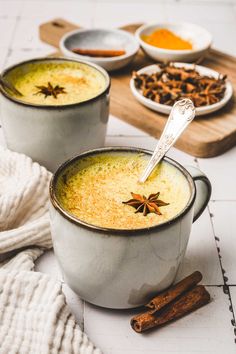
60 28 140 63
135 22 213 54
49 146 196 235
0 57 111 109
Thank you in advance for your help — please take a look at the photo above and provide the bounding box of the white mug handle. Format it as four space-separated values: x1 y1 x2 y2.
185 166 212 223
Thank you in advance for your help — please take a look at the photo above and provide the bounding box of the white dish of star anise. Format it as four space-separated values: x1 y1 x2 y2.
130 62 233 116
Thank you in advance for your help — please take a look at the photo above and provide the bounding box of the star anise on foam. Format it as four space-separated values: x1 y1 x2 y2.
122 192 169 216
35 82 66 99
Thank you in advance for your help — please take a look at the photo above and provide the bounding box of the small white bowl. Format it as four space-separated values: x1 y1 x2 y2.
136 22 212 63
130 62 233 116
60 28 140 72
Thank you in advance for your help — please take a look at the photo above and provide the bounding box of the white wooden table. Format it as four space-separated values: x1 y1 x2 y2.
0 1 236 352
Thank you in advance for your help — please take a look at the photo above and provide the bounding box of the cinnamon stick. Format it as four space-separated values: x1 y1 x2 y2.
146 271 202 314
131 285 210 333
71 48 126 57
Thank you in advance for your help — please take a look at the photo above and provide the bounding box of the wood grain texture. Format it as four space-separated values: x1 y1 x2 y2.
39 20 236 157
39 18 79 48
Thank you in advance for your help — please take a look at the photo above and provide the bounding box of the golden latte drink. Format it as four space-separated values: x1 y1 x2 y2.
5 61 107 105
57 152 191 229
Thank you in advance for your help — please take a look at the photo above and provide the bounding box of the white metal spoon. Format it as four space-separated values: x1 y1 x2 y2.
139 98 196 183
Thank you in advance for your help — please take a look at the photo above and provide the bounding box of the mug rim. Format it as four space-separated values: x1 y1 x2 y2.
0 57 111 110
49 147 196 235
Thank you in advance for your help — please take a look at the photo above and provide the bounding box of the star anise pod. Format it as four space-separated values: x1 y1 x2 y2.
133 63 227 108
123 192 169 216
35 82 66 99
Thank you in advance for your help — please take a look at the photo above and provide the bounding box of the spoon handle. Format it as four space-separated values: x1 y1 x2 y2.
0 76 22 96
139 99 195 183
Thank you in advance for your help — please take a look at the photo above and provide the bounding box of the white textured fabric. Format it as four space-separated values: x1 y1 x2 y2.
0 146 102 354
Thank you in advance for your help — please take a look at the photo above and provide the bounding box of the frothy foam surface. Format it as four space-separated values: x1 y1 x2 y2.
57 153 191 230
5 61 107 105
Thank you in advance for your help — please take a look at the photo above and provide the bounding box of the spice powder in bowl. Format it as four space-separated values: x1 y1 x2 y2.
142 28 193 51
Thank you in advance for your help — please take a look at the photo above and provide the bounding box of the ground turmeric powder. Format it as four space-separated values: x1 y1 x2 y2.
142 28 192 50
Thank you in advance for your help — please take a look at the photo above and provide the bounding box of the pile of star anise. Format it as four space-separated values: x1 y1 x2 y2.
133 63 227 107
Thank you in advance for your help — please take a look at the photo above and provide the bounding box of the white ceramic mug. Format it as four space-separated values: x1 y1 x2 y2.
49 147 211 309
0 58 110 172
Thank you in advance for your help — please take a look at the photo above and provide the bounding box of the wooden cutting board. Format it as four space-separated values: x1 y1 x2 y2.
39 19 236 157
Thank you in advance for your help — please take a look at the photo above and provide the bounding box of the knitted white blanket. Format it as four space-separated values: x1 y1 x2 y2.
0 147 102 354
